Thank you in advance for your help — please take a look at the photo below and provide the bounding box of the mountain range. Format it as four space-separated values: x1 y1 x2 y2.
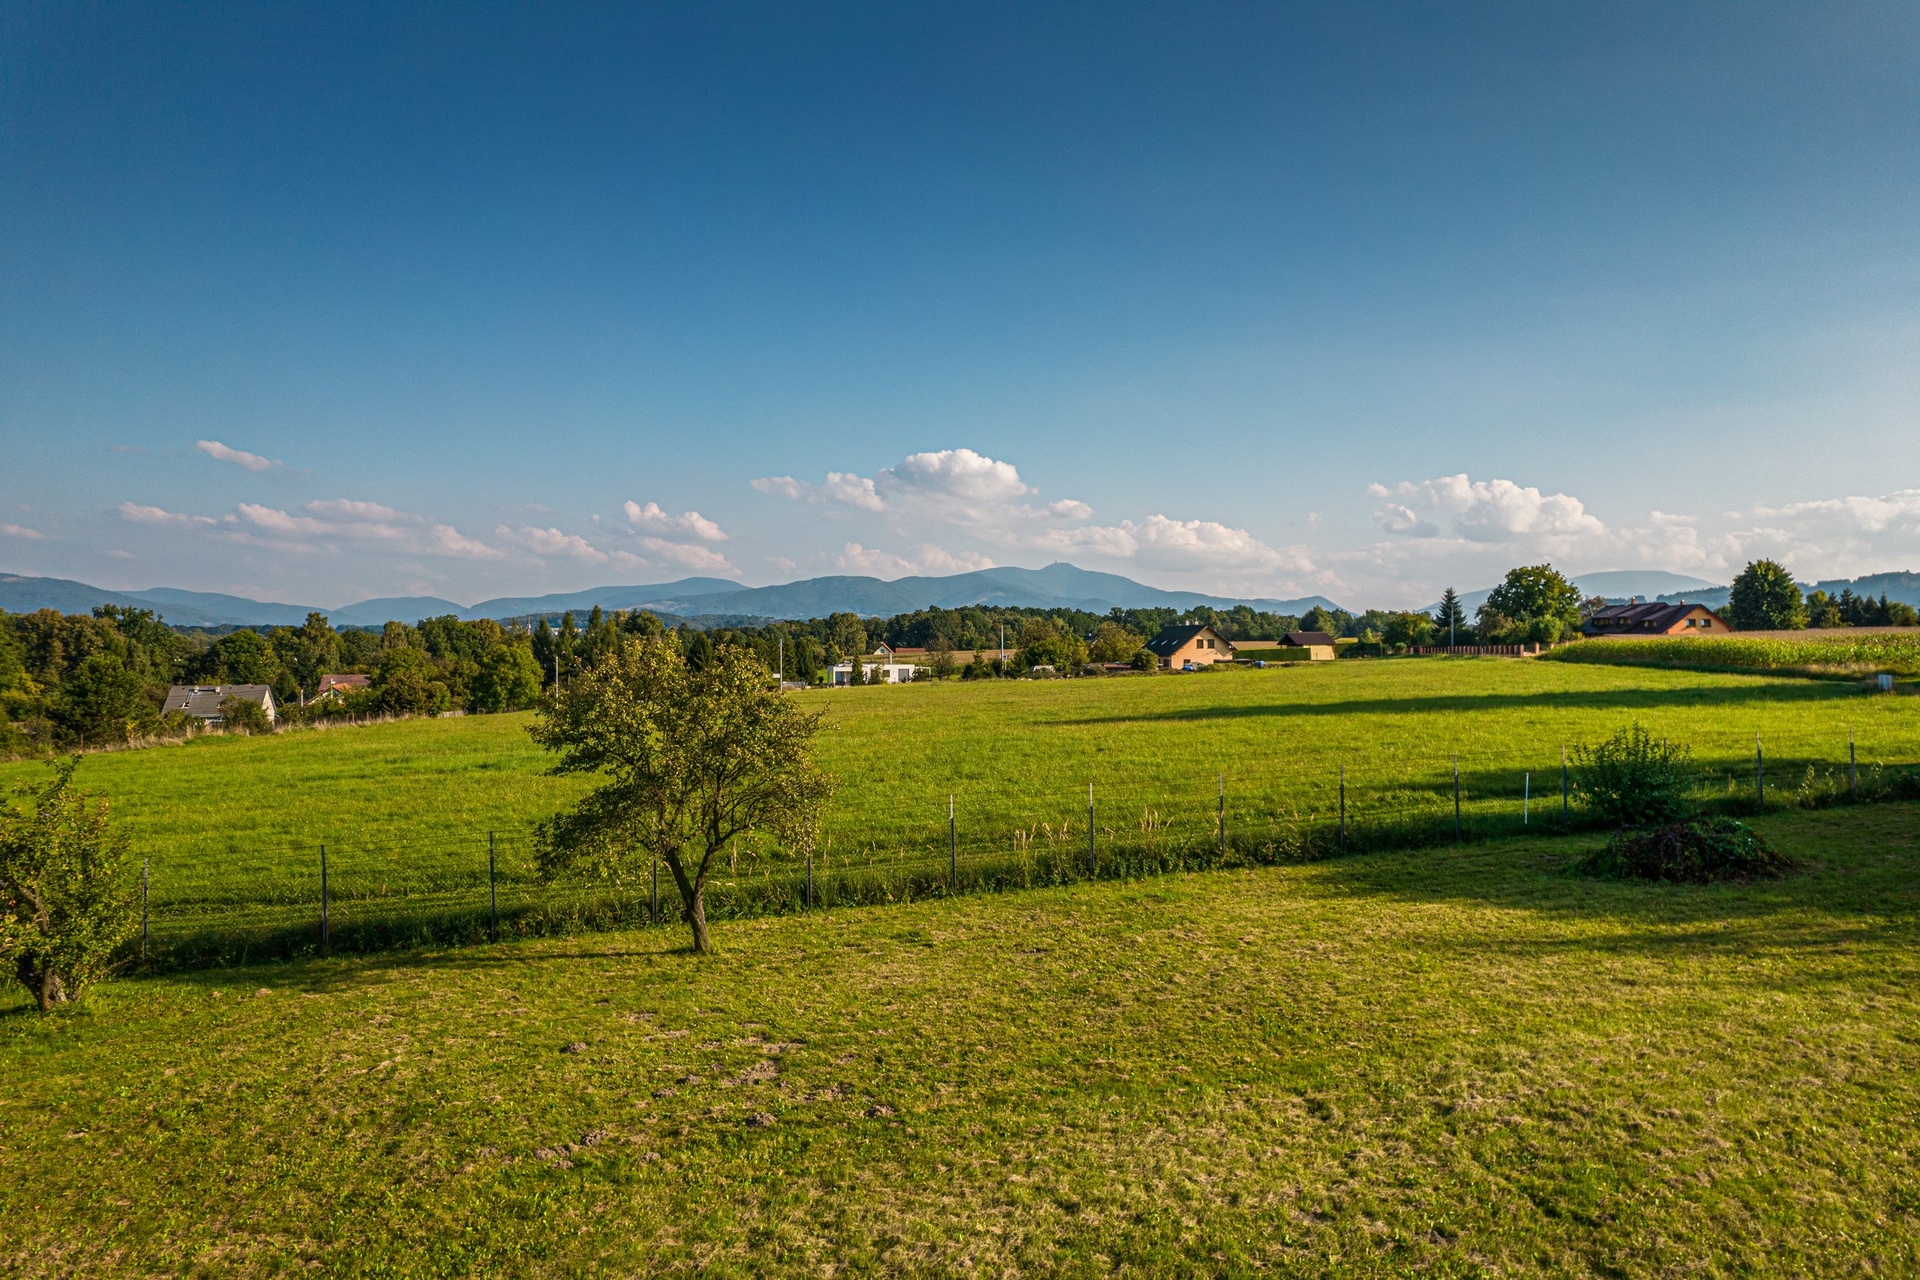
0 565 1344 629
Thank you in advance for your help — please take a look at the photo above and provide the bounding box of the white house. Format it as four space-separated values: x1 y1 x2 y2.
829 661 916 686
162 684 278 726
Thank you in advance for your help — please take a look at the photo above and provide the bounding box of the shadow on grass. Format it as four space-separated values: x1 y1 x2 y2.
1300 804 1920 944
1058 680 1858 726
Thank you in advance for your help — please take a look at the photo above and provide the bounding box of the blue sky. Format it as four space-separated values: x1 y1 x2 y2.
4 2 1918 609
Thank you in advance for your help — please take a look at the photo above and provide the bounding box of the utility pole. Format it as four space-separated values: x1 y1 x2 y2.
778 637 785 685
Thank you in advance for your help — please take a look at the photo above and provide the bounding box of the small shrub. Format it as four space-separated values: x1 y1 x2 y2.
1581 816 1796 883
219 696 272 735
1572 724 1692 827
0 759 140 1010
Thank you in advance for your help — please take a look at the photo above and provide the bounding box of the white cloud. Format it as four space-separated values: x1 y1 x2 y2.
639 537 737 574
121 496 499 561
1 523 45 540
431 524 505 559
1370 475 1605 543
119 502 218 528
834 542 995 576
755 446 1311 594
496 525 610 563
623 500 728 542
196 439 282 472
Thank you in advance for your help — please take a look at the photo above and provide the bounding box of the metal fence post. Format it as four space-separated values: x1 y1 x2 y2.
1217 774 1225 858
1756 734 1765 805
1453 756 1462 842
1561 746 1569 823
141 857 149 960
1338 765 1347 851
1849 726 1857 800
1524 772 1530 826
1087 783 1096 876
949 794 956 888
487 832 498 942
651 848 660 923
319 843 331 956
805 851 814 909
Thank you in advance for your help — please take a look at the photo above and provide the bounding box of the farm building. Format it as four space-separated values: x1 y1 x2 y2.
830 661 916 685
162 684 277 726
872 642 927 660
1280 630 1338 660
1582 602 1731 637
1144 623 1236 670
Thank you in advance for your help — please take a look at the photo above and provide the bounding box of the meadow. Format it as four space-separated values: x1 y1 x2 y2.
3 804 1917 1276
2 657 1915 961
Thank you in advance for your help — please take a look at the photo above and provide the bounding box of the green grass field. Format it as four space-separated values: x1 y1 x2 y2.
4 804 1917 1275
2 658 1915 959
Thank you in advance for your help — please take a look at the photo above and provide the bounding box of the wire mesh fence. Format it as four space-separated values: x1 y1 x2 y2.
131 736 1920 971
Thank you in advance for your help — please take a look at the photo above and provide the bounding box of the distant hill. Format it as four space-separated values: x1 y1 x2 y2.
0 564 1346 629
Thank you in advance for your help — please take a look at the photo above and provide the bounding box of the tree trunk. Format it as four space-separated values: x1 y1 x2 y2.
16 954 67 1013
661 850 714 954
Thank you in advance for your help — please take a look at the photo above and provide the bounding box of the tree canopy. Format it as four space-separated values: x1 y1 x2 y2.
1728 560 1807 631
529 637 834 953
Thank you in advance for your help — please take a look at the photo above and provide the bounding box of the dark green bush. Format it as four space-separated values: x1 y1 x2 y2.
1572 724 1693 827
1581 816 1796 883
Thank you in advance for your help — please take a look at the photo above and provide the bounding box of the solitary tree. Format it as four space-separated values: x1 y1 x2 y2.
1727 559 1807 631
0 760 139 1011
1435 588 1468 644
530 637 834 953
1478 564 1582 642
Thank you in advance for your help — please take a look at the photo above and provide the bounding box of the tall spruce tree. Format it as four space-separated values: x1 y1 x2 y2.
1436 587 1468 645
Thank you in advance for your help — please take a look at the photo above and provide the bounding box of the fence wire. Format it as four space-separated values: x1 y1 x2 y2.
131 740 1920 970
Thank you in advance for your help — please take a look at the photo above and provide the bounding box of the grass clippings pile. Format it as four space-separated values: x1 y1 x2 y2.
1582 815 1798 883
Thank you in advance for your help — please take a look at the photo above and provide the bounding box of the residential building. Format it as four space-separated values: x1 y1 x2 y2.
162 684 278 726
1582 602 1731 637
829 661 916 685
1144 623 1236 670
1280 630 1338 660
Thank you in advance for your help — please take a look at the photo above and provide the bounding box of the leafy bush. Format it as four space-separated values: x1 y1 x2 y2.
218 695 272 735
0 759 140 1010
1572 724 1693 827
1581 816 1796 883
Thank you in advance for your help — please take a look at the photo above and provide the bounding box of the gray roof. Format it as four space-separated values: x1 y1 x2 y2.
163 684 276 720
1144 623 1231 657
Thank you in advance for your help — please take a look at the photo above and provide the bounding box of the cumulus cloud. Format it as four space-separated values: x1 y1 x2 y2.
623 500 728 542
196 439 282 472
638 537 738 574
496 525 610 563
1 523 46 540
1369 475 1605 543
755 446 1311 592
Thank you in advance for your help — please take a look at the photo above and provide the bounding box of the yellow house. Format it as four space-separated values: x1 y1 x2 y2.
1145 623 1236 670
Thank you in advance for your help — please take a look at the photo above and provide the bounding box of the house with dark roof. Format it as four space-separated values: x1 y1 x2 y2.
1144 623 1235 670
1582 601 1730 637
162 684 277 726
1280 630 1338 659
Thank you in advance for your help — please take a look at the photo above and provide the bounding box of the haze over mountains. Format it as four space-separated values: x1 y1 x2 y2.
0 564 1342 628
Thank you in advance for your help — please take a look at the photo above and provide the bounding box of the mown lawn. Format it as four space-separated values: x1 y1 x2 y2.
3 805 1917 1276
